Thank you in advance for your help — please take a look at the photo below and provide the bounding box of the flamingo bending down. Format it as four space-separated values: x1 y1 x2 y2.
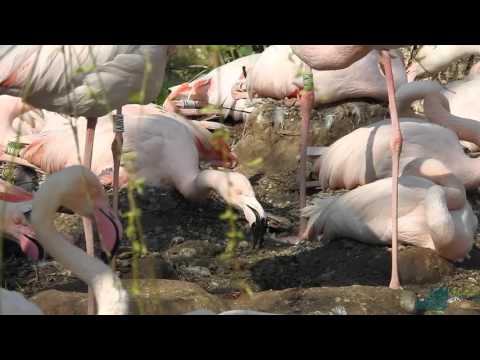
164 53 261 122
1 166 128 315
289 45 406 289
303 164 476 263
8 109 266 246
406 45 480 82
0 45 172 313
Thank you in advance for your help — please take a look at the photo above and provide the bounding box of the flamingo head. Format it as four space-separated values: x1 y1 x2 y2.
52 166 123 260
0 182 43 261
2 202 43 261
215 171 267 248
163 79 212 113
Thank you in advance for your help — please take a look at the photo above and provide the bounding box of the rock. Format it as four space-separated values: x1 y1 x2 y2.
183 266 211 277
171 236 185 245
444 300 480 315
30 290 87 315
398 248 455 285
165 240 223 262
228 285 417 315
238 241 250 249
31 279 229 315
124 279 228 315
123 255 178 280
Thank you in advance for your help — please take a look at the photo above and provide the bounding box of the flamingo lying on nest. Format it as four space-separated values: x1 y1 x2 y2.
1 166 128 315
303 159 476 263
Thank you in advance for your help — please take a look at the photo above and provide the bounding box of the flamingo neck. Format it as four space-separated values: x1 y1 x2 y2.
176 169 220 202
395 80 444 117
31 190 126 315
424 92 480 147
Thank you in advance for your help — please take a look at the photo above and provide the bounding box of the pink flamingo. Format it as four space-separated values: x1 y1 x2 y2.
246 45 406 106
406 45 480 82
315 82 480 192
0 45 172 314
0 103 238 170
288 45 406 289
1 165 128 315
303 161 476 263
164 53 261 122
5 107 266 246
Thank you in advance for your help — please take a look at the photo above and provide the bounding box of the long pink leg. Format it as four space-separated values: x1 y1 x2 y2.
298 66 315 237
83 117 97 314
381 50 402 290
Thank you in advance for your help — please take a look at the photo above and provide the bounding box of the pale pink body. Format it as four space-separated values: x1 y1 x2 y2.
405 46 480 134
247 45 407 105
303 175 476 261
316 80 480 190
165 54 260 121
406 45 480 82
0 102 237 169
0 45 172 117
7 107 264 229
290 45 402 70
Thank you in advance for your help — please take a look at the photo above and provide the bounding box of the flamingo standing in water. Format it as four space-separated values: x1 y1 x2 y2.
4 106 266 247
0 45 172 313
1 166 128 315
289 45 406 289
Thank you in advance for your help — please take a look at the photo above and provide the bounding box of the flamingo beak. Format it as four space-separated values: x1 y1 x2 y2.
247 205 268 249
13 221 44 262
94 205 122 262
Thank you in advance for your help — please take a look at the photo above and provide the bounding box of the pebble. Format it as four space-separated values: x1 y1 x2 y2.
179 247 197 258
171 236 185 245
238 241 250 249
184 266 211 277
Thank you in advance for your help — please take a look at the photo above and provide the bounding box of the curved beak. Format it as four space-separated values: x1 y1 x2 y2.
13 221 44 261
247 205 267 249
94 205 122 262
